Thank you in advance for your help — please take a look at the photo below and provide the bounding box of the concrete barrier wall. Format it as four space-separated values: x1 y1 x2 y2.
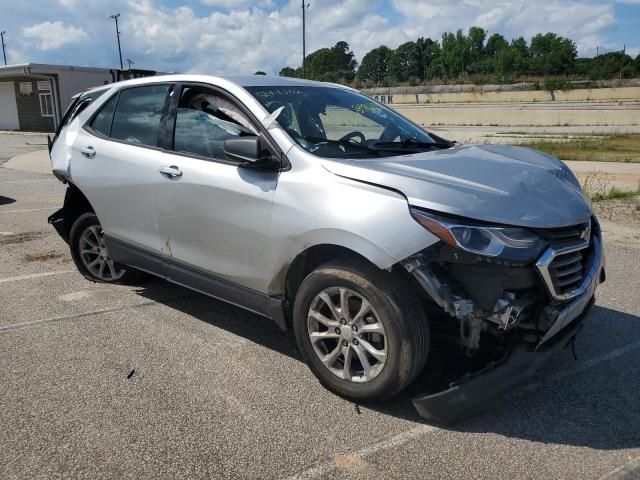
378 86 640 105
394 104 640 127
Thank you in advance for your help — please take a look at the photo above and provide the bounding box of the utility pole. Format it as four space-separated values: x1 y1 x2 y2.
0 31 7 66
302 1 309 78
109 13 123 69
126 58 134 70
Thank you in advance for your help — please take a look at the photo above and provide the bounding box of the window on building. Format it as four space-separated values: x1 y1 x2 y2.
39 93 54 117
110 84 171 147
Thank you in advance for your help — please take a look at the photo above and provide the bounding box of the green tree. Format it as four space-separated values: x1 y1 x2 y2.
358 46 393 83
305 41 357 81
529 33 577 75
254 71 267 75
422 39 442 79
466 27 487 74
279 66 300 77
485 33 509 56
389 41 422 82
279 41 356 81
495 38 529 77
440 29 470 77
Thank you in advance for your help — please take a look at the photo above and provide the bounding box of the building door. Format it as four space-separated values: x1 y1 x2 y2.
0 82 20 130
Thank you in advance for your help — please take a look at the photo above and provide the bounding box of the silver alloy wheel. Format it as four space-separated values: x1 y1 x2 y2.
79 225 125 281
307 287 387 383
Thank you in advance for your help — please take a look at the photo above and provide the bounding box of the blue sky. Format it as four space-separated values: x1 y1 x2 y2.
2 0 639 75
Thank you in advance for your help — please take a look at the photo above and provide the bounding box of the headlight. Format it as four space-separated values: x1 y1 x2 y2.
410 208 544 261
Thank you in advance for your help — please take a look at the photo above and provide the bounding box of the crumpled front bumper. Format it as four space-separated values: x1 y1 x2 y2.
412 299 593 425
412 235 605 425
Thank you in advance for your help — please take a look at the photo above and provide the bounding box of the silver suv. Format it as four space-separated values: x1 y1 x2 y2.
49 75 604 423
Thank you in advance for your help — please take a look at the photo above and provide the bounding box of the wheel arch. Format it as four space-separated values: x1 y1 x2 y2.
62 182 95 239
272 235 397 330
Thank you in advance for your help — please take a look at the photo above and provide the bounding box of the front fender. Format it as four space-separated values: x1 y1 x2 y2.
266 147 440 296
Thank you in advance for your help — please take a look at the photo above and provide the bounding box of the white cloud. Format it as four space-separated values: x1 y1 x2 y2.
5 0 634 73
58 0 80 7
392 0 616 55
200 0 272 7
122 0 399 74
21 21 89 50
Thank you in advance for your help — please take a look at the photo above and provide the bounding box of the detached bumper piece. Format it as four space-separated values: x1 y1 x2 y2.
412 299 593 425
48 208 68 244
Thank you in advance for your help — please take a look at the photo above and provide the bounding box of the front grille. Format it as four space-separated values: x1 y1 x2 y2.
536 219 596 301
548 248 592 295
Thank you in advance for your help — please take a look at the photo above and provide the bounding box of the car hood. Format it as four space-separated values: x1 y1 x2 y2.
321 144 591 228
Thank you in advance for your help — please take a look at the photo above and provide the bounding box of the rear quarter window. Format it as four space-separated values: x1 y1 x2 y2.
88 94 119 137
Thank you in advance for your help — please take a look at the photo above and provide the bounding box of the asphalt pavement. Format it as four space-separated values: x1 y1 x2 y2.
1 154 639 479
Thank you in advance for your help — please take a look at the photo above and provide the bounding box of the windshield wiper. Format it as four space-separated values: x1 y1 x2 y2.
374 138 454 150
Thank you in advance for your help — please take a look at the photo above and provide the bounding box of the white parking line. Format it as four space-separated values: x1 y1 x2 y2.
0 302 158 334
0 207 54 214
598 454 640 479
286 337 640 480
287 423 440 480
0 270 75 284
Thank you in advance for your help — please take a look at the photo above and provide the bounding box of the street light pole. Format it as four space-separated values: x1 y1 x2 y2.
109 13 123 69
126 58 134 70
0 31 7 66
302 1 309 78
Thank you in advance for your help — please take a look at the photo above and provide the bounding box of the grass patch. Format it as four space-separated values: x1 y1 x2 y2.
519 134 640 162
591 187 639 202
579 172 640 202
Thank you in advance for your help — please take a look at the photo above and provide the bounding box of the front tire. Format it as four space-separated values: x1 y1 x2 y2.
293 259 429 402
69 213 144 284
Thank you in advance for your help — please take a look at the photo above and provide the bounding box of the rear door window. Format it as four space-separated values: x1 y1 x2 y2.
110 84 171 147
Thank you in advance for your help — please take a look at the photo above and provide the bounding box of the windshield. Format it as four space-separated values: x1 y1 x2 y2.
246 85 451 159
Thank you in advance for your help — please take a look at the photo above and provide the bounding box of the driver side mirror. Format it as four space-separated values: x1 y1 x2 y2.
224 136 280 170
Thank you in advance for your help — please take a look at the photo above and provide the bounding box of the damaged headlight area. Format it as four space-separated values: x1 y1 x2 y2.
410 208 545 263
401 217 604 425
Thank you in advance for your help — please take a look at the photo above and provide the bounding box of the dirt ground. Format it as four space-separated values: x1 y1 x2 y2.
593 195 640 246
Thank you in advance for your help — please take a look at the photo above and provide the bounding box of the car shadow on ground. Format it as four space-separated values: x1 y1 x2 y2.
135 280 640 450
0 196 16 206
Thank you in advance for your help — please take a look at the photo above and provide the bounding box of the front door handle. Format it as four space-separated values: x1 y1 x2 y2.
159 165 183 178
80 146 96 158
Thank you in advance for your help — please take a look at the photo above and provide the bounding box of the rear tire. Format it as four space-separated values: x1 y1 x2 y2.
69 213 146 284
293 259 429 402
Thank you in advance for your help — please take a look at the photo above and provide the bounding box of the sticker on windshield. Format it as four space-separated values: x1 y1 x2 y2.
254 88 305 100
352 103 384 116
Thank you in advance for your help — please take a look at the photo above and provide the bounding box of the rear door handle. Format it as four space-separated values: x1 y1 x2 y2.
159 165 183 178
80 146 96 158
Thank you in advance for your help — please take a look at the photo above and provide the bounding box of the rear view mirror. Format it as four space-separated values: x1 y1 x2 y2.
224 136 280 170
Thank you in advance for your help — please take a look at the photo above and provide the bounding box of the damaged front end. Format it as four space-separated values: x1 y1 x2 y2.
402 211 605 425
